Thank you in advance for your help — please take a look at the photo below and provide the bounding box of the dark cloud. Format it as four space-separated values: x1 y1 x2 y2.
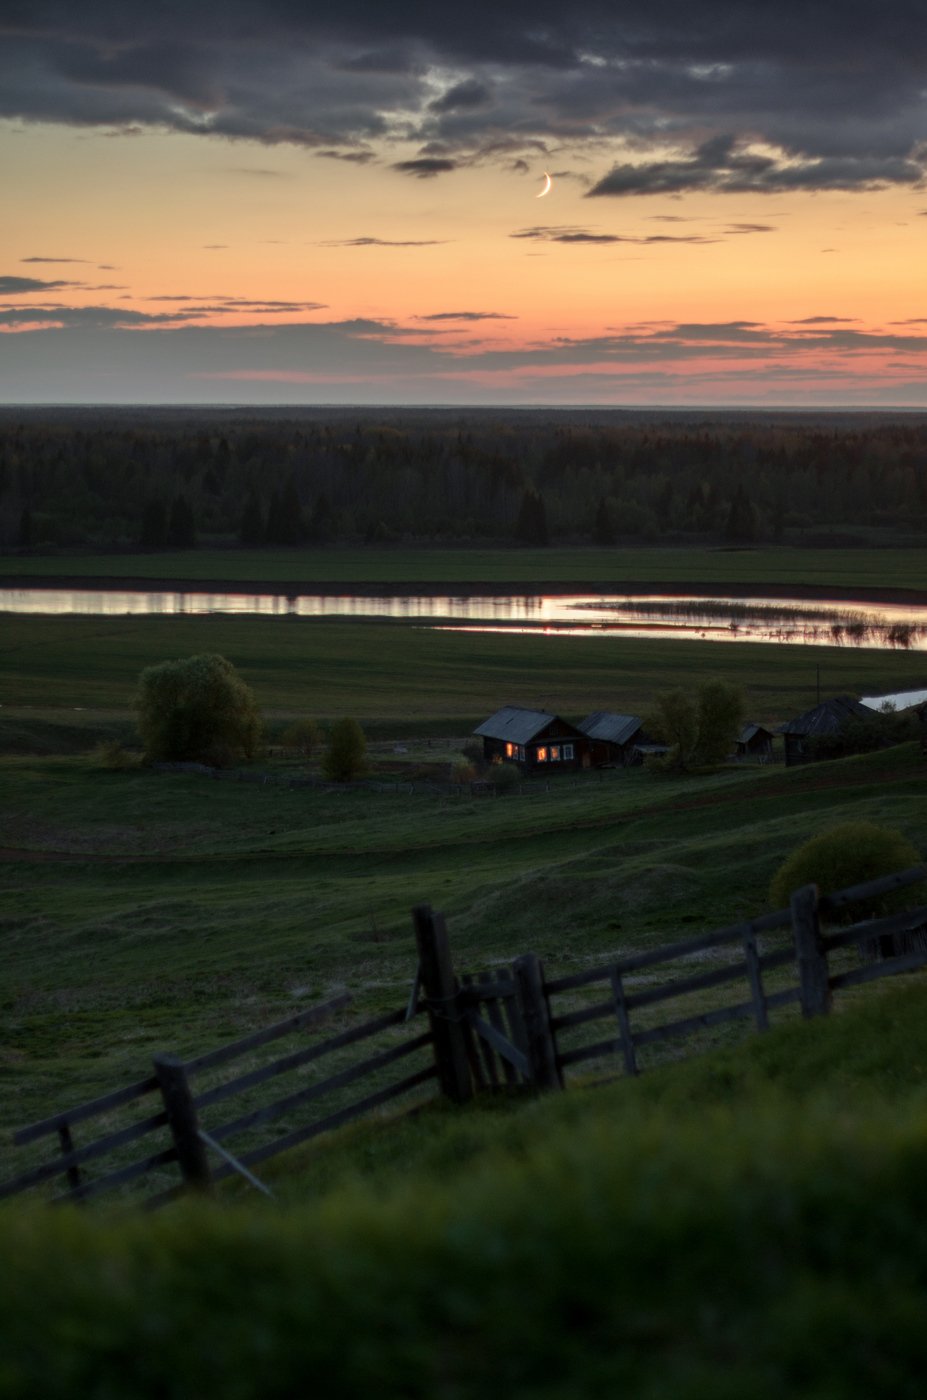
21 255 92 263
392 157 458 178
319 236 450 247
417 311 516 321
0 274 81 293
5 3 924 194
788 315 859 324
511 225 718 245
588 136 925 197
428 79 491 114
722 223 776 234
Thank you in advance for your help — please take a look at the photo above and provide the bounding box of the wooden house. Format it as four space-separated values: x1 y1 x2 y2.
779 695 871 767
735 722 775 762
473 706 589 772
579 711 649 766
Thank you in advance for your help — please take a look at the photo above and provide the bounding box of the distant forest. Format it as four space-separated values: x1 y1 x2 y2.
2 407 926 552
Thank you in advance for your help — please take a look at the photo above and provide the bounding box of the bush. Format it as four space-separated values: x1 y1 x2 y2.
282 718 321 759
451 759 477 784
135 654 261 766
93 739 138 771
488 761 521 794
769 821 921 920
322 718 368 782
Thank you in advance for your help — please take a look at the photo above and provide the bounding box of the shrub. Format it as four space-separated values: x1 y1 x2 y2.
322 718 368 782
769 822 921 920
451 759 477 784
488 761 521 794
93 739 138 771
135 654 261 767
282 718 321 759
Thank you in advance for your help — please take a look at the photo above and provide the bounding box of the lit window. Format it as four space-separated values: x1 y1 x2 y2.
563 743 574 760
536 746 548 762
550 746 561 762
505 742 514 757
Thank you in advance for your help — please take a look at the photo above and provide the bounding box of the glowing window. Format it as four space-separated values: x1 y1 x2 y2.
550 746 561 762
505 742 514 757
536 746 548 762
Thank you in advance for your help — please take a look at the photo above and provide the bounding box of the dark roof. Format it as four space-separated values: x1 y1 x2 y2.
779 695 871 736
738 722 774 744
474 706 563 745
579 712 644 746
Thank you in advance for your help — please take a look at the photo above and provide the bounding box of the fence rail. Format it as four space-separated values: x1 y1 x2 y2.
4 864 927 1208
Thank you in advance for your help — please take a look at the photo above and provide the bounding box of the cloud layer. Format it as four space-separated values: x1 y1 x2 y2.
3 3 926 193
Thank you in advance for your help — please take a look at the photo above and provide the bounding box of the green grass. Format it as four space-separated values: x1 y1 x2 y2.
4 979 927 1399
2 742 924 1160
3 613 926 727
2 542 927 591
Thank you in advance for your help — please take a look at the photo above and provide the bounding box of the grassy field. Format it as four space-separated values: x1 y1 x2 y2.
2 741 925 1165
2 542 927 593
3 613 926 732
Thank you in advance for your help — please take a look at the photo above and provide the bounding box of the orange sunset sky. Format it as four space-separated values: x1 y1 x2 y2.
2 1 927 405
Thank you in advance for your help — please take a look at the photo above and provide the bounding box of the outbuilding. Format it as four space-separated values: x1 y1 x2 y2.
579 711 649 766
735 722 776 762
473 706 589 772
779 695 871 766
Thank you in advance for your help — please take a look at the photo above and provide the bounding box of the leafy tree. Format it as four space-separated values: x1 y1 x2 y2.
769 822 920 922
135 654 261 766
322 718 368 782
515 489 549 545
647 679 745 771
17 506 33 549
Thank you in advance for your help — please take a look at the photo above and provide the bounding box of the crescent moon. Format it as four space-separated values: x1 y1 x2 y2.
536 171 552 198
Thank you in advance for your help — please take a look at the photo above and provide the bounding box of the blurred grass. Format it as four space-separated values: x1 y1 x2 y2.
3 978 927 1399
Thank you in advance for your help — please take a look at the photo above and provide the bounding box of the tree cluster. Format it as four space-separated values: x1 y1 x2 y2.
2 406 927 551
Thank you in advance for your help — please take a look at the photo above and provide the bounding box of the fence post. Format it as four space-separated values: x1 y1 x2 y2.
512 953 563 1091
153 1054 214 1194
412 904 473 1104
790 883 831 1019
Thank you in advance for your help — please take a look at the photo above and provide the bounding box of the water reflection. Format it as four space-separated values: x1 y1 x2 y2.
2 587 925 651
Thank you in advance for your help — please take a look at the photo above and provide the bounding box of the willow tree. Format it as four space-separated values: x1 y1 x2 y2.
136 653 261 767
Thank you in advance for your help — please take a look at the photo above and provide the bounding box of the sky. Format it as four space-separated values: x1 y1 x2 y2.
2 1 927 407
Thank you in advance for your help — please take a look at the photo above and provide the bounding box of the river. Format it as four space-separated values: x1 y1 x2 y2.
2 586 926 651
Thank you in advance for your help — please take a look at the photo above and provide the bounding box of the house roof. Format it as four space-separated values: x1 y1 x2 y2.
474 706 566 745
579 711 643 746
778 695 871 736
738 722 774 744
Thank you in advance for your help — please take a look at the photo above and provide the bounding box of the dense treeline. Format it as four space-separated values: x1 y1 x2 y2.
2 406 926 551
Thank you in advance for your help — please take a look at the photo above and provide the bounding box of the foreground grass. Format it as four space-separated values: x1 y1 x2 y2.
2 542 927 592
3 978 927 1400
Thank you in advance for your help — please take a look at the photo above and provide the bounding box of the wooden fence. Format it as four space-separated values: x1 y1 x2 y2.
3 864 927 1207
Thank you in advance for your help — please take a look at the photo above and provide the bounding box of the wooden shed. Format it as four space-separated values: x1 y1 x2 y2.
735 722 775 762
779 695 871 767
579 711 649 766
473 706 589 772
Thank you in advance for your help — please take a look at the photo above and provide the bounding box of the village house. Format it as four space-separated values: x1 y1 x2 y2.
473 706 589 772
779 695 872 767
578 711 651 766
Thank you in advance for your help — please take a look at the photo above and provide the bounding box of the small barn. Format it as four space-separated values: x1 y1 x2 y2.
736 722 775 762
579 711 648 766
779 695 871 767
473 706 588 772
